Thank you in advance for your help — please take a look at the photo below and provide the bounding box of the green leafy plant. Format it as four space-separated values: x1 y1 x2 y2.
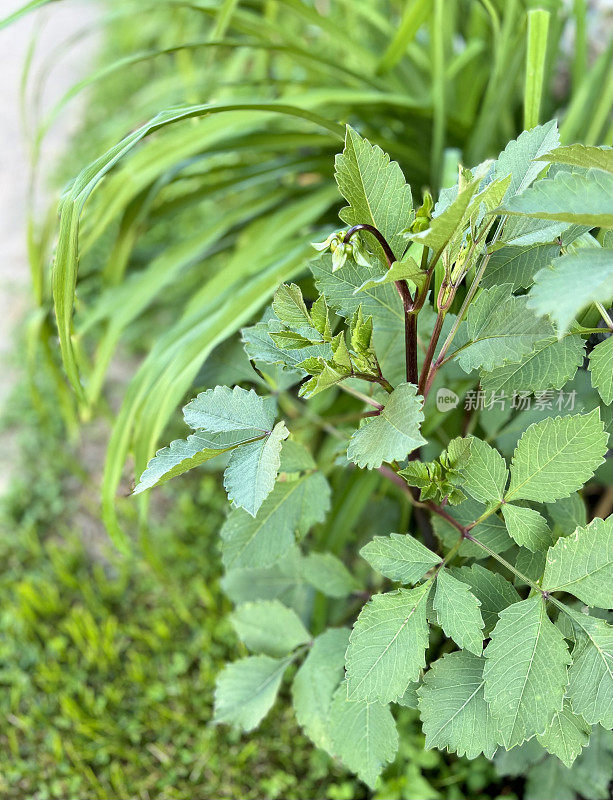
5 0 612 545
136 124 613 790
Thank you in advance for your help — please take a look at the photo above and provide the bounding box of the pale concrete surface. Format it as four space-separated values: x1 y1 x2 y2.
0 0 99 491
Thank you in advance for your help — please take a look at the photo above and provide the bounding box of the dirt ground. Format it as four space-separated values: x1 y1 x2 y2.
0 0 99 492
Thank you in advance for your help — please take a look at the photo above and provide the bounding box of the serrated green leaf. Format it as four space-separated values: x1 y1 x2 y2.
221 472 331 569
433 570 484 655
328 689 398 789
501 216 569 247
335 126 413 262
214 655 291 731
330 331 352 370
269 329 317 349
500 168 613 228
563 608 613 729
506 410 608 503
536 701 590 768
349 305 373 354
134 430 250 494
395 681 420 709
460 436 508 504
347 383 426 469
272 283 316 336
345 585 431 703
494 120 559 199
309 295 331 340
354 253 426 293
410 171 483 259
449 564 520 636
542 516 613 607
527 250 613 336
483 596 570 748
224 422 289 516
589 336 613 404
481 243 560 290
480 336 584 394
360 533 441 585
536 144 613 174
230 600 310 656
301 552 358 598
545 493 587 536
183 385 275 433
502 503 553 552
298 361 348 398
243 319 331 372
418 651 501 759
292 628 349 752
279 440 316 473
455 285 553 372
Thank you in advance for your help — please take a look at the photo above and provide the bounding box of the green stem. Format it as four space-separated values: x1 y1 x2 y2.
594 302 613 331
463 532 544 594
417 309 445 394
353 372 394 394
339 383 384 409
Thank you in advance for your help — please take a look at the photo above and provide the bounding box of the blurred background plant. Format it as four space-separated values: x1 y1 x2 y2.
1 0 612 797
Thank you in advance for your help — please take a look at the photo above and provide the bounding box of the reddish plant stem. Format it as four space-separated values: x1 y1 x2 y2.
344 224 418 385
417 310 444 394
406 312 418 385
